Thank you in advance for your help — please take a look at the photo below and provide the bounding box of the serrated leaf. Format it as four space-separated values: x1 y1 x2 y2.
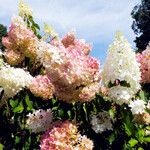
128 138 138 147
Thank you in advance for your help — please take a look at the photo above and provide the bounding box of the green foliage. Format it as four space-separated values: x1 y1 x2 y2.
0 24 7 51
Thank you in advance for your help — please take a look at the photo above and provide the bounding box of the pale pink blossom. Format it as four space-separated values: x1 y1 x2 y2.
40 121 93 150
29 75 55 100
37 32 101 102
2 16 37 61
136 45 150 83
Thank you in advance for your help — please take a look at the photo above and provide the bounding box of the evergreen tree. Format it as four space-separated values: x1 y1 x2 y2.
131 0 150 52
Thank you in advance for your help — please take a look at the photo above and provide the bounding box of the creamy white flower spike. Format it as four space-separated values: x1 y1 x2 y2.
129 99 146 115
102 32 141 105
26 109 53 133
0 65 33 98
19 0 33 17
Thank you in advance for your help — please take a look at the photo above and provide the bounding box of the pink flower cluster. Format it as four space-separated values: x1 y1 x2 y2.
2 16 37 65
40 121 94 150
29 75 55 100
3 16 101 102
37 32 101 102
136 45 150 83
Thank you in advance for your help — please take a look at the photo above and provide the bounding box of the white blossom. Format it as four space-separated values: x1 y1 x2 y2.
18 0 33 17
129 99 146 115
0 65 33 98
90 111 113 133
26 109 53 133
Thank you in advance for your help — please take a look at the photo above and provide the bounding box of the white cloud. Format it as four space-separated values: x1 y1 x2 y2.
0 0 140 60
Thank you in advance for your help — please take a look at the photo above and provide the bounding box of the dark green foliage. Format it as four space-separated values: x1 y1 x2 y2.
131 0 150 52
0 24 7 51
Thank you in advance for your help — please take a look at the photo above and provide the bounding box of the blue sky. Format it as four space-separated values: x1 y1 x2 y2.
0 0 140 63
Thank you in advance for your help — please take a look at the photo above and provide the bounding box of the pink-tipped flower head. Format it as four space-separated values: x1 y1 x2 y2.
136 45 150 83
40 121 94 150
2 16 37 60
29 75 55 100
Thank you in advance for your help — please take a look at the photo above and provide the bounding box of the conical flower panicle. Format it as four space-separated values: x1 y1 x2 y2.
102 32 141 105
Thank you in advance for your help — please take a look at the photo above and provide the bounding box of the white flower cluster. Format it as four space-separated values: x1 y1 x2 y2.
129 99 146 115
90 111 113 133
18 0 33 17
102 32 141 105
26 109 53 133
108 86 133 105
0 65 33 98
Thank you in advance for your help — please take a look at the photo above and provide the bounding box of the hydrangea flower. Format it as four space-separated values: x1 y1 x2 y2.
136 44 150 83
2 16 37 64
26 109 53 133
90 111 113 133
0 65 33 98
36 32 101 102
102 32 141 105
29 75 55 100
129 99 146 115
4 49 24 65
40 121 94 150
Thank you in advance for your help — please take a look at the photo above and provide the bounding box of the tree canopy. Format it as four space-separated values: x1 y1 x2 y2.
131 0 150 52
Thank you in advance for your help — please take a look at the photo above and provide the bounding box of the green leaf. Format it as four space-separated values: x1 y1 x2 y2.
123 113 134 137
15 136 20 144
138 147 144 150
0 143 4 150
139 91 145 100
128 138 138 147
13 101 24 113
67 110 71 118
58 109 64 118
108 133 116 145
52 106 58 111
124 123 132 136
33 23 40 30
25 95 33 110
136 129 145 142
83 103 88 121
10 99 18 108
51 99 57 105
143 137 150 142
146 126 150 130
